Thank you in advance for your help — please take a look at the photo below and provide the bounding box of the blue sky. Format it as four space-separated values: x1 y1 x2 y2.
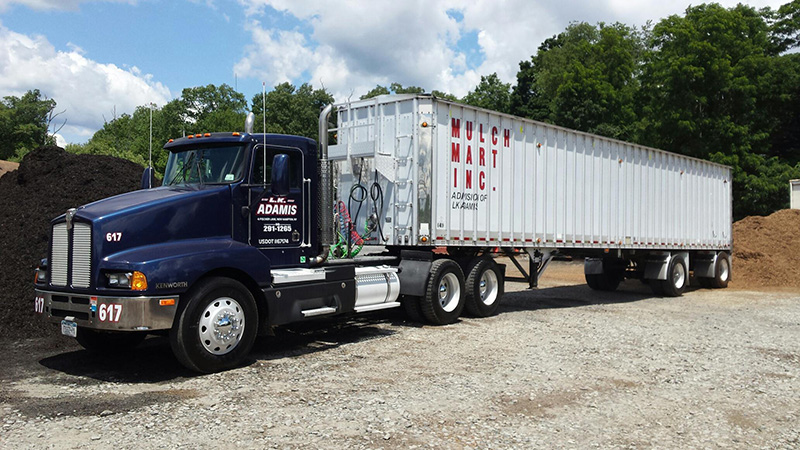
0 0 788 145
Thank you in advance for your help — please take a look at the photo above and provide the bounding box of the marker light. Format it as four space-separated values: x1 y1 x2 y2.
131 272 148 291
204 133 211 137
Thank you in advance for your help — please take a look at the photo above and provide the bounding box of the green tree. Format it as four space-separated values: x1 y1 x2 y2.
462 73 511 114
637 3 799 219
250 82 334 140
180 83 247 133
771 0 800 52
360 83 426 100
510 22 645 140
72 84 248 175
0 89 57 160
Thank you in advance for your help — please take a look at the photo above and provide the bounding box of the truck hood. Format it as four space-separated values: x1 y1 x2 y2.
67 184 234 261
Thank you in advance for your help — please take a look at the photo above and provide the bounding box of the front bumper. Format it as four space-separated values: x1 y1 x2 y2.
35 289 179 331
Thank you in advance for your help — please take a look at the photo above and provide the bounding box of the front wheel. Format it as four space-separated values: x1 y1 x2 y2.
170 277 258 373
420 259 465 325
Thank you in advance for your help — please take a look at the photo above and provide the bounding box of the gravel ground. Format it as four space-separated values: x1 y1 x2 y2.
1 261 799 449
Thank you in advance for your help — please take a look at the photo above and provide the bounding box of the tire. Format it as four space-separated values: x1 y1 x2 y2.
76 329 146 353
585 259 622 292
711 253 731 288
697 277 714 288
402 295 425 322
586 273 602 290
420 259 465 325
464 258 504 317
649 279 665 296
660 257 687 297
170 277 258 373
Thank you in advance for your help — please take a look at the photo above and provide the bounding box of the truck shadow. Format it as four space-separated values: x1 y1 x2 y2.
38 336 192 383
36 282 697 382
498 281 672 312
36 322 399 383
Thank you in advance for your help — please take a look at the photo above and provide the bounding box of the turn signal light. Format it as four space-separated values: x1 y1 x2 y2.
131 271 148 291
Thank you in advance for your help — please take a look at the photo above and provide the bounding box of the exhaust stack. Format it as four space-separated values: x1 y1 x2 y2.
309 104 334 266
244 112 255 134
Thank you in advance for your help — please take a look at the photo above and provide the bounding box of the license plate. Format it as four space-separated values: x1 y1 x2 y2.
61 320 77 337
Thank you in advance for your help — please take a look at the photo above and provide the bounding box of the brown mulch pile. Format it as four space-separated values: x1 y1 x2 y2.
732 209 800 290
0 146 144 339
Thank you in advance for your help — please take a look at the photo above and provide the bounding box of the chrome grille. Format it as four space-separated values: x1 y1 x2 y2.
51 223 68 286
72 223 92 288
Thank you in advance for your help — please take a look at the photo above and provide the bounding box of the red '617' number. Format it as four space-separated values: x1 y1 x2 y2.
98 303 122 322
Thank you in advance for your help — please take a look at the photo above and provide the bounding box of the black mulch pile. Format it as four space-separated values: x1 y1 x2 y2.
0 146 144 340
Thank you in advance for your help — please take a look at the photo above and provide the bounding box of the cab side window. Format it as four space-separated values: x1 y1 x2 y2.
251 146 303 188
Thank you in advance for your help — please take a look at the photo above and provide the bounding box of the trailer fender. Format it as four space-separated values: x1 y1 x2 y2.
644 252 689 281
584 258 604 275
693 252 717 279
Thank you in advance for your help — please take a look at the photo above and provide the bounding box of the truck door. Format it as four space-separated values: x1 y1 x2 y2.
248 144 307 250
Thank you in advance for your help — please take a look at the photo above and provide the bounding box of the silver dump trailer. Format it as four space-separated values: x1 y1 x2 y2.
327 94 732 301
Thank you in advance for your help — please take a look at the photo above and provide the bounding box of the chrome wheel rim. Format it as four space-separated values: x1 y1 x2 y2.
672 262 686 290
719 258 730 281
198 297 245 355
438 273 461 313
479 269 499 306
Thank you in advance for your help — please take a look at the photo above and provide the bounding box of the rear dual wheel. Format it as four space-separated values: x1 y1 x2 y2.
464 258 504 317
420 259 466 325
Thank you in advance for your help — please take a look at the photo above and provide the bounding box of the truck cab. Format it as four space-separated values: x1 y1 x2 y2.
34 123 402 373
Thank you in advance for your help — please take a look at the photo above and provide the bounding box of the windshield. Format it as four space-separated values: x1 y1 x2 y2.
163 145 247 186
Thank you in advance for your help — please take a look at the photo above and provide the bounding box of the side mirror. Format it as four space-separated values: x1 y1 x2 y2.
271 153 290 196
140 167 155 189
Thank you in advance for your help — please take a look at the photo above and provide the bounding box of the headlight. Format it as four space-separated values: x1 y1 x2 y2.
106 272 132 288
106 271 148 291
34 258 48 285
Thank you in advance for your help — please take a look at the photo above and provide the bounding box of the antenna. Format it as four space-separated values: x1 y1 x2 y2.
148 102 156 188
262 82 267 184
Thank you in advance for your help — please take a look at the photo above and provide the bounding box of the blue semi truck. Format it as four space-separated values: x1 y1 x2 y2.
34 95 732 372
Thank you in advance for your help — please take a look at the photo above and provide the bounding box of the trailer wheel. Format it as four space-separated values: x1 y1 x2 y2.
401 295 425 323
660 257 687 297
697 277 714 288
420 259 465 325
585 270 621 291
170 277 258 373
711 253 730 288
76 329 146 353
464 258 504 317
649 279 665 296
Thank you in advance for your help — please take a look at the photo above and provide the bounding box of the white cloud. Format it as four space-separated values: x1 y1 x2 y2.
0 0 137 12
235 0 788 102
0 25 171 144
